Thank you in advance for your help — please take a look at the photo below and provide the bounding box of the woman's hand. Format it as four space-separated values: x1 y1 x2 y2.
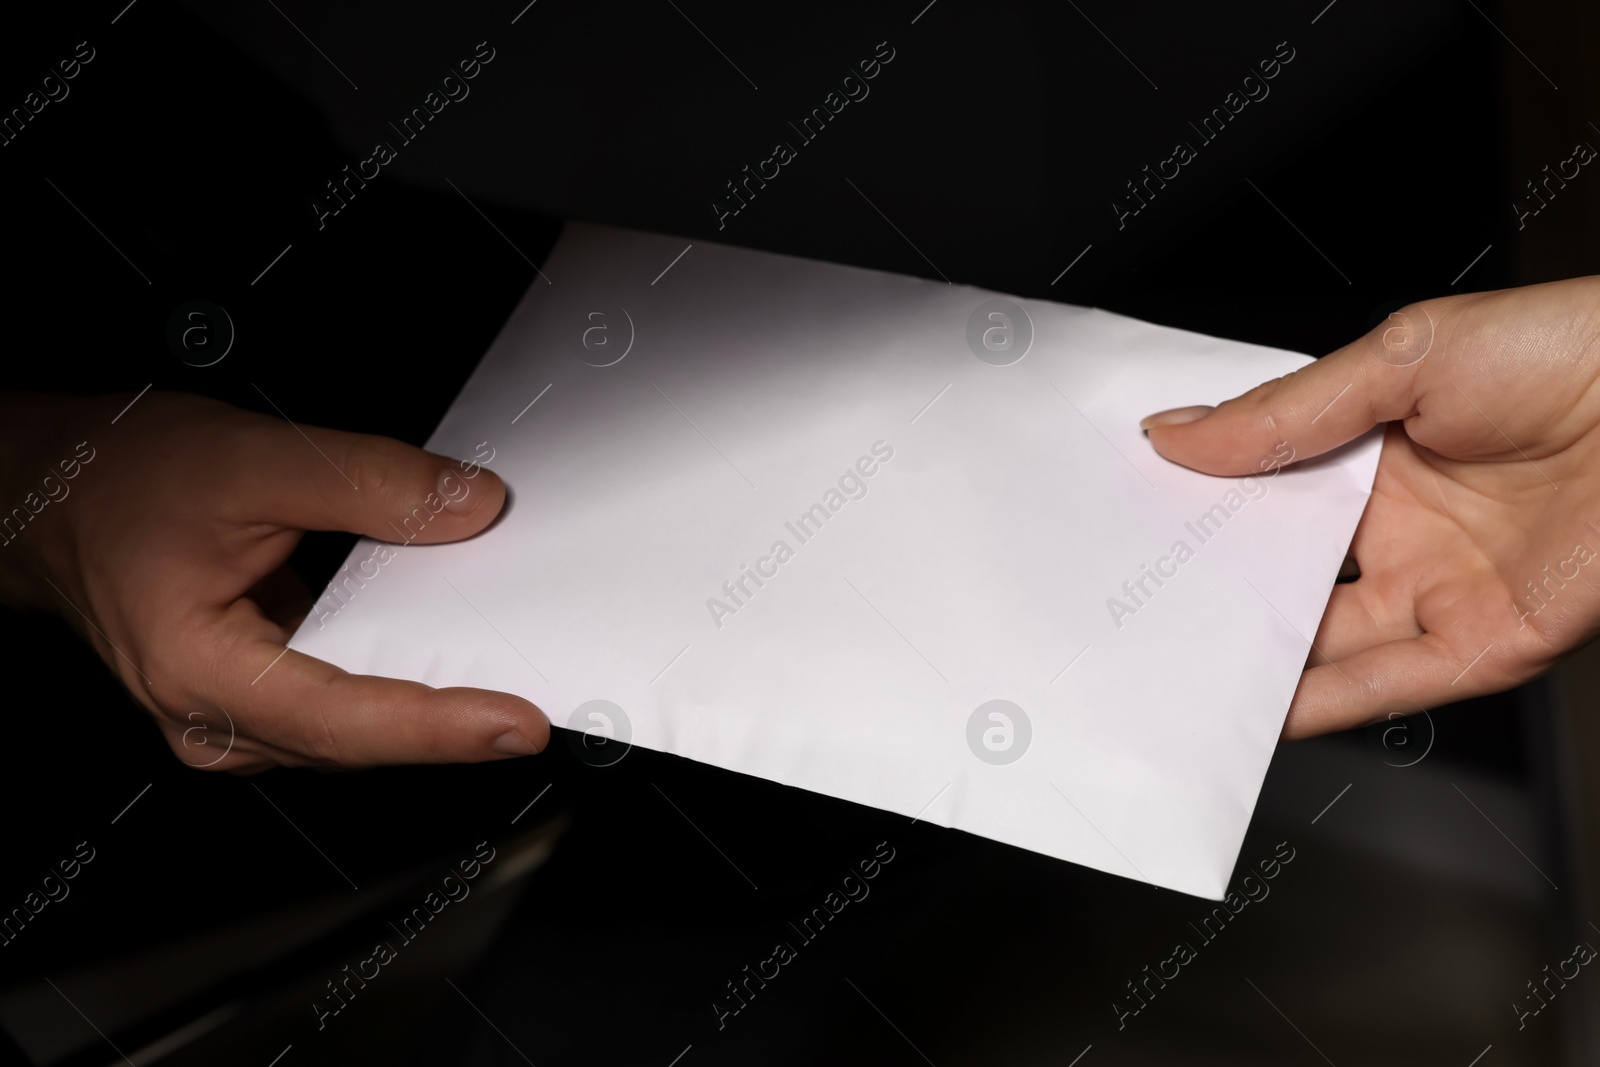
3 390 549 772
1142 277 1600 738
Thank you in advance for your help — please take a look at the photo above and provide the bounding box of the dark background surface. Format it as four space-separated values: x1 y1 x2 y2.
0 1 1595 1064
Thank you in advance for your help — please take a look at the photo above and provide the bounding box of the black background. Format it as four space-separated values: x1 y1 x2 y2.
0 1 1592 1064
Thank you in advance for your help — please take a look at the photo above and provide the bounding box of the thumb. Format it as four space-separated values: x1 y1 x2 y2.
1139 301 1447 476
243 417 506 543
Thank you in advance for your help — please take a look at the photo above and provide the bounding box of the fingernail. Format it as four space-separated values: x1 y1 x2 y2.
1139 405 1215 430
440 467 479 515
492 730 540 757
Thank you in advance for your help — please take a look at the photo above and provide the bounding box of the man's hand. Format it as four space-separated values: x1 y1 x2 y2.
5 390 549 772
1142 277 1600 738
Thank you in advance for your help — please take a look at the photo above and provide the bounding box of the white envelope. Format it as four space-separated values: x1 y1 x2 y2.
290 222 1379 899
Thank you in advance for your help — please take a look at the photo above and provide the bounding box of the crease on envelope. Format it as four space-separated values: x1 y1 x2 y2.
290 222 1380 900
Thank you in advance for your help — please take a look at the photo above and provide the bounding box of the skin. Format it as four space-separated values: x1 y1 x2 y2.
0 390 548 773
1142 276 1600 739
6 277 1598 768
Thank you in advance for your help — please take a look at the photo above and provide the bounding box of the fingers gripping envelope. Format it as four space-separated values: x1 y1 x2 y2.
290 223 1379 899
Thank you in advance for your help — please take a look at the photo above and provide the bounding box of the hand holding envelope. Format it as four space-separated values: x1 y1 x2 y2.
290 223 1381 899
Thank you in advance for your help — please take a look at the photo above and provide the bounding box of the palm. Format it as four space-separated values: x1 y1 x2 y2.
1290 281 1600 736
1149 275 1600 737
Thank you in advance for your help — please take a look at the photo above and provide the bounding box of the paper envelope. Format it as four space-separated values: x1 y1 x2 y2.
290 222 1380 899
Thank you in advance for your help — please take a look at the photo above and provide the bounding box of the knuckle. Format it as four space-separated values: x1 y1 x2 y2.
403 685 453 763
343 435 411 512
300 701 350 765
414 731 447 764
